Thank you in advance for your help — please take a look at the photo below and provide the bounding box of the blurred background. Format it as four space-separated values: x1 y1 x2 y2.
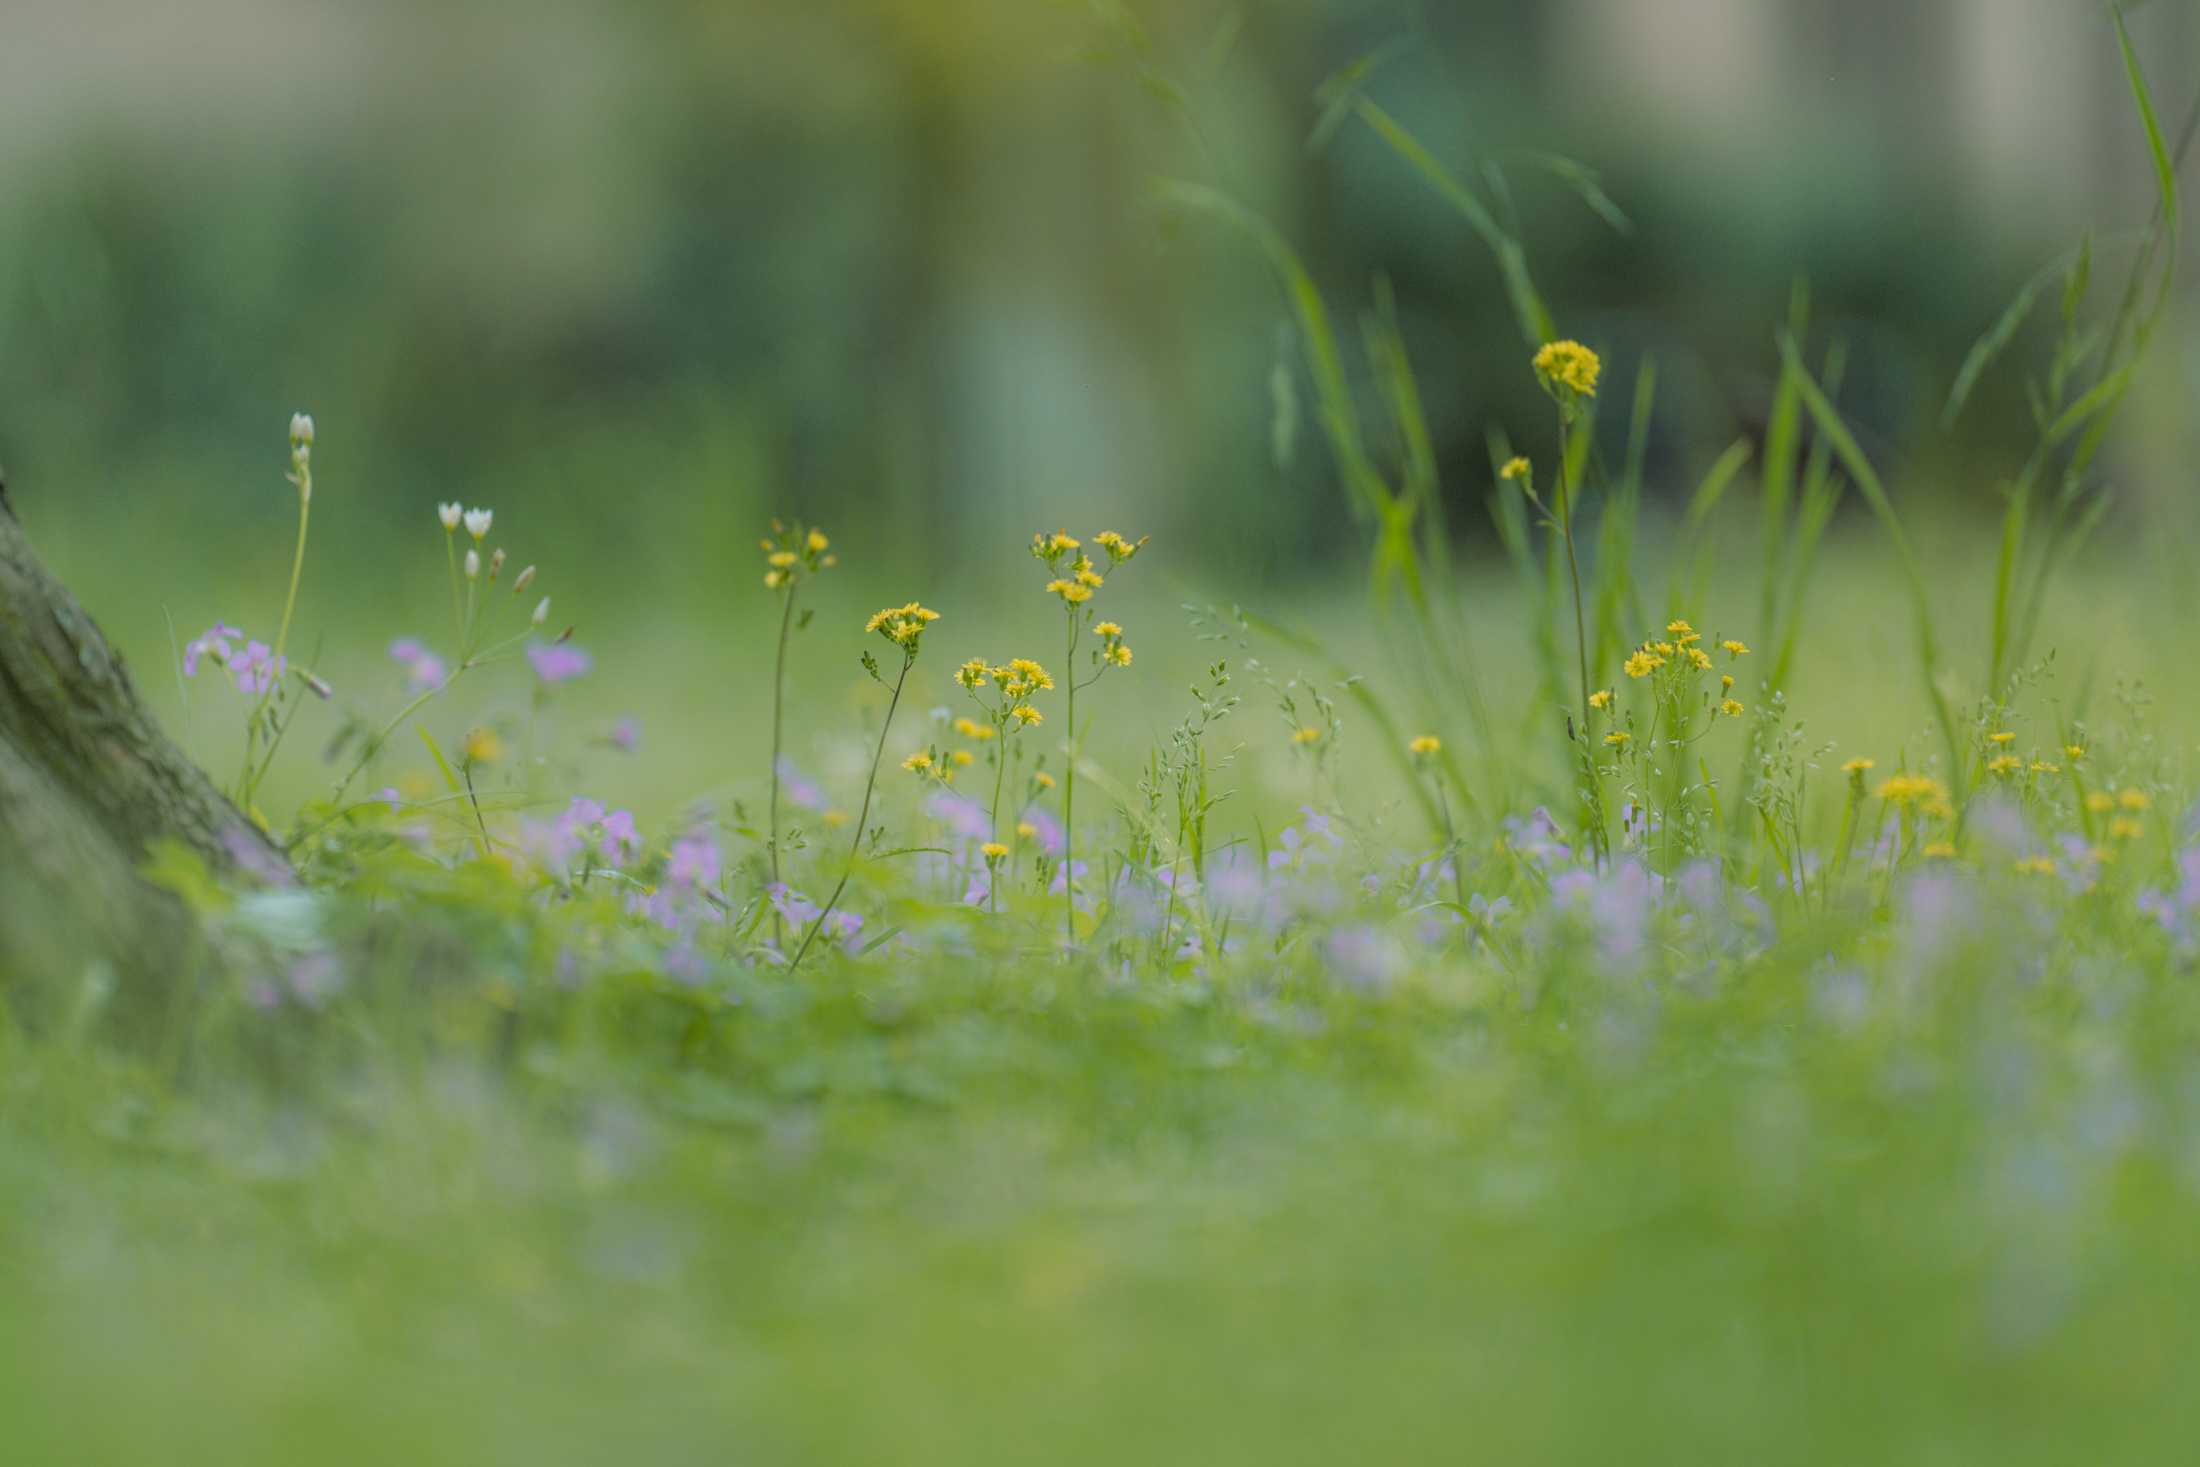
1 0 2195 817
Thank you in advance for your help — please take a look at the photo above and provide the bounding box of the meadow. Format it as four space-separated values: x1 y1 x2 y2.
5 6 2200 1464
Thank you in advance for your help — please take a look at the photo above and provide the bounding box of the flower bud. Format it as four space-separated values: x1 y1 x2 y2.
488 547 506 581
289 412 315 449
512 565 536 593
465 548 481 580
531 596 549 627
301 670 334 701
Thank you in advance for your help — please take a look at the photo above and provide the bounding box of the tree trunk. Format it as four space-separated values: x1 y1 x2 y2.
0 468 289 1024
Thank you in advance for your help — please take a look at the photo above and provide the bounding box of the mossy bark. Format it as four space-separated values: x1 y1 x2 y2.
0 470 288 1020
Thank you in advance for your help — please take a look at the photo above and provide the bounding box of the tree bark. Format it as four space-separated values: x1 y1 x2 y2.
0 466 289 1023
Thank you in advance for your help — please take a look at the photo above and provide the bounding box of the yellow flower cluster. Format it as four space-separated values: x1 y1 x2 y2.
1095 622 1132 668
1532 339 1602 398
1006 658 1054 694
980 841 1010 861
1408 734 1442 756
1875 774 1949 807
1092 530 1147 563
1034 527 1146 606
1292 726 1322 745
866 602 940 650
956 655 1052 730
760 520 836 591
1499 456 1530 483
1044 578 1093 605
1588 689 1613 710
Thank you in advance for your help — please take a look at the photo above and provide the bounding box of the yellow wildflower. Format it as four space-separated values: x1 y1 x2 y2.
1588 689 1613 711
1092 530 1147 562
1987 731 2016 745
1843 757 1876 775
1605 730 1631 747
1666 618 1698 643
1923 840 1957 859
1292 726 1322 745
1095 622 1122 638
2118 788 2152 811
1044 579 1092 605
1688 647 1714 671
2013 856 2057 877
1106 644 1132 667
1011 704 1043 727
1015 821 1038 841
768 550 797 569
948 749 973 767
1875 774 1947 806
1072 556 1105 588
2029 759 2058 775
1532 339 1601 398
1408 734 1442 755
2109 816 2145 841
956 658 990 690
1653 641 1676 657
764 570 787 590
1008 658 1053 691
1037 530 1080 555
1499 456 1530 482
867 602 941 649
1624 650 1662 679
2085 791 2115 814
1720 639 1749 657
822 809 849 828
1720 674 1735 691
1987 754 2022 775
902 751 932 774
1720 698 1745 718
1034 772 1056 790
2064 744 2086 762
981 841 1009 861
464 726 504 764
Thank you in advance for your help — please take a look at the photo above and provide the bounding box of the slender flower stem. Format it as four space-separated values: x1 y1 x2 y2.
272 491 310 675
789 656 912 974
1554 413 1590 732
985 719 1013 916
1062 607 1081 947
768 585 799 945
446 534 465 650
1554 411 1601 869
239 475 313 806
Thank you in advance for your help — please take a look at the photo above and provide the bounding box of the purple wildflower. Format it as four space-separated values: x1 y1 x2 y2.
528 642 593 683
388 638 448 693
774 756 825 810
768 883 822 927
926 791 992 843
182 622 242 678
230 641 285 695
667 833 721 890
609 717 642 753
